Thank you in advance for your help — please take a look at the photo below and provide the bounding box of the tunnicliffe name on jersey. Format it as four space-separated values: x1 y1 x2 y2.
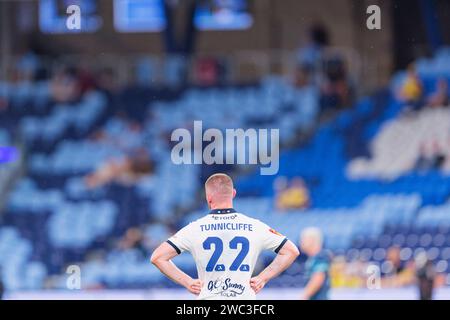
200 222 254 232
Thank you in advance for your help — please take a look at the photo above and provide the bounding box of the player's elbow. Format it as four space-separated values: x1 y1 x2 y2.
150 251 161 266
291 245 300 259
150 253 158 266
285 241 300 259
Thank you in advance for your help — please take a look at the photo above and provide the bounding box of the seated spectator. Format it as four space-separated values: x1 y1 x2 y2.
117 227 145 254
431 140 447 170
294 63 314 88
385 246 405 274
426 78 449 108
50 67 81 103
194 57 226 87
415 140 446 172
275 177 310 211
91 117 145 152
76 64 97 96
397 63 423 109
415 142 436 172
84 148 154 189
381 246 415 287
320 55 353 110
96 67 119 96
329 256 366 288
16 48 41 82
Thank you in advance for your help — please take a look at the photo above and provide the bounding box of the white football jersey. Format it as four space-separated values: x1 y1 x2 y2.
167 208 288 300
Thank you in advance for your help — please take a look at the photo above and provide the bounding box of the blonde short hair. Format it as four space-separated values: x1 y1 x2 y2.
205 173 234 200
300 227 323 246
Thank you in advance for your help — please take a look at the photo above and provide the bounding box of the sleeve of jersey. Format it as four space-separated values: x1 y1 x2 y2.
166 224 192 254
261 223 288 253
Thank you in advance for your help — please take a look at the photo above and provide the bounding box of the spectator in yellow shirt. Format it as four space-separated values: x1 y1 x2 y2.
398 63 423 109
275 177 311 211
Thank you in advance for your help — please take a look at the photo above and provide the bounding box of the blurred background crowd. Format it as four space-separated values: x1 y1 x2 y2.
1 0 450 299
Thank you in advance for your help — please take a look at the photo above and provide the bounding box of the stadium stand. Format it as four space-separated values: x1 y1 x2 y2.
0 47 449 290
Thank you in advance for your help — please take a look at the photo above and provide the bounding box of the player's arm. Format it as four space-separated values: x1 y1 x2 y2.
302 272 326 300
250 240 299 293
150 242 202 295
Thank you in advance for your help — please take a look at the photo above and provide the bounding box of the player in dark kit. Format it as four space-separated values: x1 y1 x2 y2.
300 227 331 300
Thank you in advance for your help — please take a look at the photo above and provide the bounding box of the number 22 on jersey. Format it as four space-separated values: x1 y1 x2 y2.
203 236 250 272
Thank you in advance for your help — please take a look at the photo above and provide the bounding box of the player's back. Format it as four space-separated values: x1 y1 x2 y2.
167 209 288 300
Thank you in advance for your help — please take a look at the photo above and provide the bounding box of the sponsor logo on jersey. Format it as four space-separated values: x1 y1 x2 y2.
207 278 245 297
212 214 238 220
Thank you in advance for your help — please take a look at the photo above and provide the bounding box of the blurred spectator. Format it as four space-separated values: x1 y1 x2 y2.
275 176 310 211
91 116 146 153
415 140 446 172
85 148 154 189
96 67 119 96
397 63 423 109
16 49 41 81
297 24 329 73
329 256 366 288
381 246 415 287
426 78 449 108
300 227 331 300
414 252 435 300
117 227 146 254
50 67 81 103
294 63 314 88
431 140 447 170
386 246 404 274
415 142 436 172
295 24 329 89
194 57 226 86
76 65 97 96
320 55 353 110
